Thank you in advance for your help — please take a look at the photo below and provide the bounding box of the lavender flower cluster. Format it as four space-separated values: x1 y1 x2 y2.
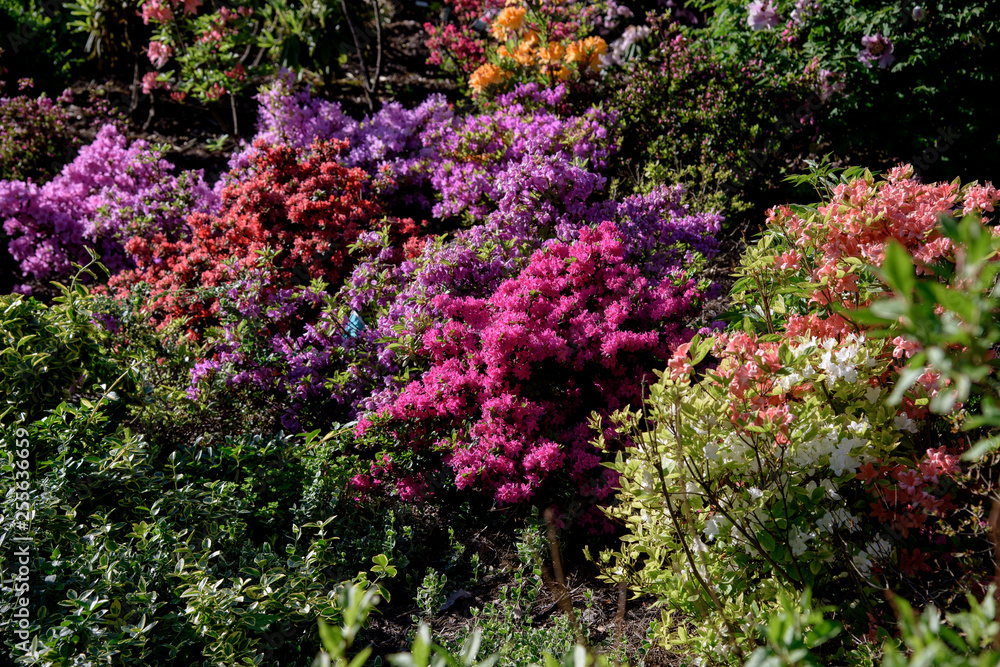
1 124 218 290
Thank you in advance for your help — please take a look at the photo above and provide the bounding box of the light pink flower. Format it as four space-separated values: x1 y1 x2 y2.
858 33 895 69
141 0 174 24
141 71 166 94
147 40 173 68
746 0 780 30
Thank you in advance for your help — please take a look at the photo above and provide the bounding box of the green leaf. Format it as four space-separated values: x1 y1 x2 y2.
881 242 916 296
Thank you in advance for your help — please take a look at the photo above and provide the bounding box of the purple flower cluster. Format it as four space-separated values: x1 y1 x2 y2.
431 84 614 232
1 124 218 288
227 71 453 208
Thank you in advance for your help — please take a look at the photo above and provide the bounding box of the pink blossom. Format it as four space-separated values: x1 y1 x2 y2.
147 41 173 68
858 33 895 69
893 468 923 495
962 183 998 216
141 71 166 94
746 0 780 30
141 0 174 24
891 336 921 359
775 250 800 270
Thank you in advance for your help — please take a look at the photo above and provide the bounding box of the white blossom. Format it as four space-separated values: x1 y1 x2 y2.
894 412 919 433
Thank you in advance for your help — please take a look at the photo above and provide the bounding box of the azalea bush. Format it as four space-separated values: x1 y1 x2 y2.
140 0 259 104
0 80 77 182
697 0 1000 181
0 123 217 289
606 14 816 222
464 2 612 97
380 220 713 518
109 138 383 338
424 0 634 85
599 165 1000 662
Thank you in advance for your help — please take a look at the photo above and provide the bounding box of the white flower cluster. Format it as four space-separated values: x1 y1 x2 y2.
789 525 816 555
852 535 893 577
817 335 873 388
790 425 865 476
894 412 919 433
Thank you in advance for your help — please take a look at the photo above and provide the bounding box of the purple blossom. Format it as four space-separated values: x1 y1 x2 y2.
858 33 895 69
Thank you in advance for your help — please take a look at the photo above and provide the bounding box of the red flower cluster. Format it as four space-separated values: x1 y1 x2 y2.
111 140 382 337
858 446 961 539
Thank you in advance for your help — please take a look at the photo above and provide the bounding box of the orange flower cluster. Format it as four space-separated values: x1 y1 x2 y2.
490 6 526 40
468 3 609 95
565 36 607 72
469 63 512 93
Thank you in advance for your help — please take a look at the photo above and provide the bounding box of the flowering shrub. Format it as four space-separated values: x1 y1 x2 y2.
110 139 381 337
182 84 624 432
606 16 815 222
227 72 454 212
0 124 217 288
424 0 632 86
140 0 258 103
600 166 1000 661
698 0 1000 181
466 2 611 96
374 214 715 515
431 83 614 229
0 81 76 181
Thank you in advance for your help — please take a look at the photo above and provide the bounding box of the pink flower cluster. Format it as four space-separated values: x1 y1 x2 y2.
142 0 202 24
769 164 999 341
386 221 704 507
858 446 962 538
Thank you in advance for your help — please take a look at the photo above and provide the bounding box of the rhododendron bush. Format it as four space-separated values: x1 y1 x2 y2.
600 166 1000 661
380 221 712 517
109 138 383 335
423 0 632 80
0 124 217 289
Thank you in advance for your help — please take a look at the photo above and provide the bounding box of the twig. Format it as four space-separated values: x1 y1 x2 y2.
340 0 384 111
541 507 589 649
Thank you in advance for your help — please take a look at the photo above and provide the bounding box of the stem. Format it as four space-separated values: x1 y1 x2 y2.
542 508 588 649
230 93 239 138
647 402 747 662
340 0 383 111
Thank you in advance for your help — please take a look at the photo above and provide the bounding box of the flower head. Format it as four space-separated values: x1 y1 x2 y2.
147 40 173 68
490 6 526 40
858 33 895 69
565 36 608 72
746 0 780 30
469 63 511 94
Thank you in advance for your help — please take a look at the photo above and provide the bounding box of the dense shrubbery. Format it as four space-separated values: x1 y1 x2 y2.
695 0 1000 181
600 166 1000 662
4 2 1000 664
0 81 77 182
